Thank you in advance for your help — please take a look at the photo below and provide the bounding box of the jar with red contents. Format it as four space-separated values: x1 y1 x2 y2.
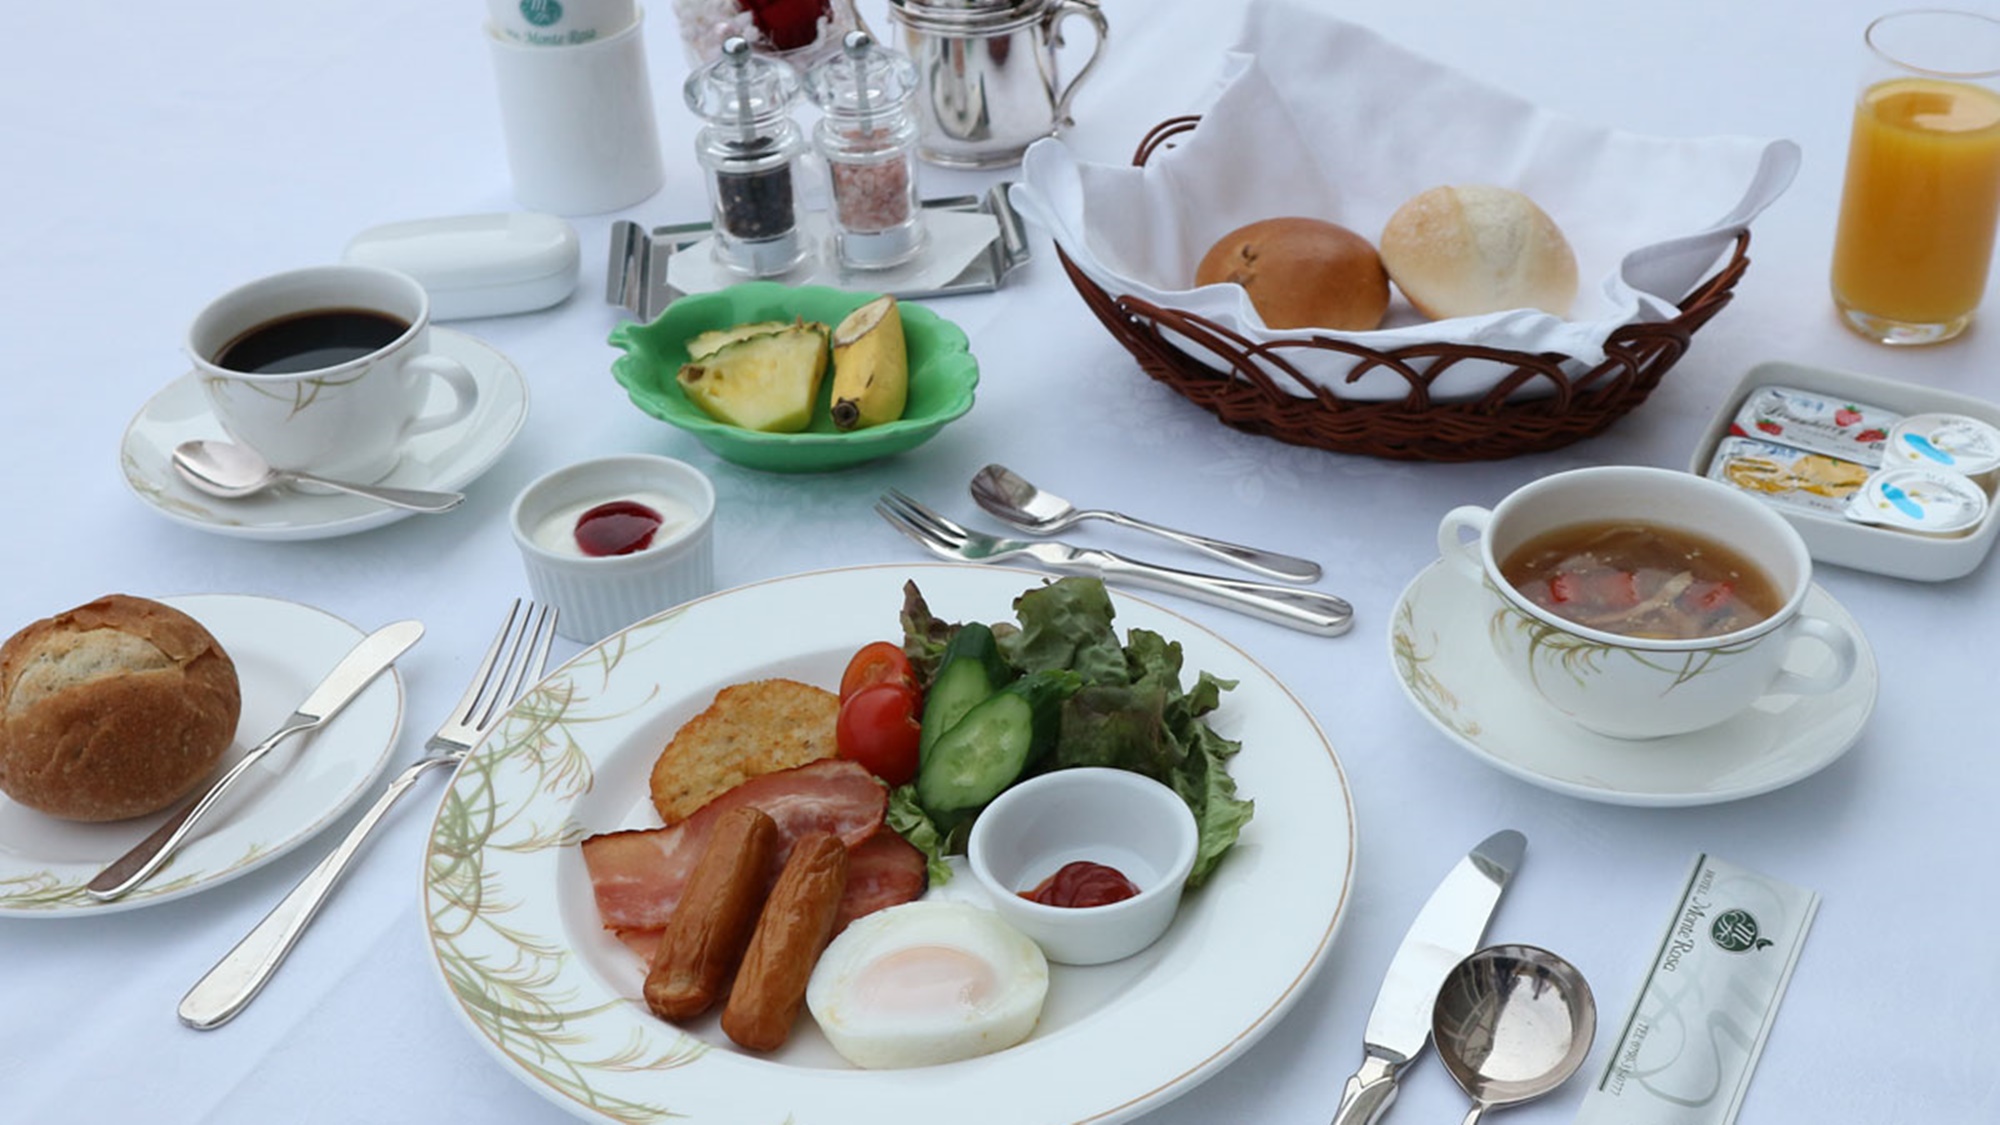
670 0 865 68
804 32 927 269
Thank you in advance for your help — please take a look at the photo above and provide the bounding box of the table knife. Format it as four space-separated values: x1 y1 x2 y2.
1328 828 1526 1125
84 619 424 902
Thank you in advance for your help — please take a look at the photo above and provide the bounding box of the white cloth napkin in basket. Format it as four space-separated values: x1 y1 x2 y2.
1009 0 1801 402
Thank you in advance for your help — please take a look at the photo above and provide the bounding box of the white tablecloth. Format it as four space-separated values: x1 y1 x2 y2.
3 1 1994 1122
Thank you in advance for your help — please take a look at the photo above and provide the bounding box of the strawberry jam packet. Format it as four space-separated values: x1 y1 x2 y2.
1726 384 1901 465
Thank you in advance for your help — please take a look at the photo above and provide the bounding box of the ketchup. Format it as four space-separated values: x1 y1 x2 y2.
1021 861 1140 908
573 500 664 557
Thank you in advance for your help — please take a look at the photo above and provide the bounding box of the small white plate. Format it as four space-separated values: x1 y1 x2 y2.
0 593 405 916
119 327 530 541
423 563 1354 1123
1389 560 1877 807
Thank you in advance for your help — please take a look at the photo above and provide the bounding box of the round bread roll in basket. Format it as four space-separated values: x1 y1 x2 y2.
0 594 241 821
1195 217 1390 331
1378 185 1579 321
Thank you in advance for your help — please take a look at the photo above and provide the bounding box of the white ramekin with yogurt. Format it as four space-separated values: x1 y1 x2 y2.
509 454 716 643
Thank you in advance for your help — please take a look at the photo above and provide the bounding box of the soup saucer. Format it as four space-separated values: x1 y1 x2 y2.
1388 560 1877 806
119 327 530 541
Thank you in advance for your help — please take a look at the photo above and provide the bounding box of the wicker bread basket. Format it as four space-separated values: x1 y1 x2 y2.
1057 117 1753 462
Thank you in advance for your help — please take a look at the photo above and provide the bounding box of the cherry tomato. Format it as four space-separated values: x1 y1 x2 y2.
840 641 916 701
836 681 923 787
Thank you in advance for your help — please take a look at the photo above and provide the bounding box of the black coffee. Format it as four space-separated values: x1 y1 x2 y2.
215 308 409 374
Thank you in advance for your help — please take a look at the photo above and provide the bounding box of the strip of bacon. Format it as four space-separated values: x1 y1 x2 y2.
582 759 890 934
612 830 931 964
832 829 929 934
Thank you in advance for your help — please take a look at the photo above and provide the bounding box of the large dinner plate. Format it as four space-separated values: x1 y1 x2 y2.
0 593 405 916
423 563 1355 1124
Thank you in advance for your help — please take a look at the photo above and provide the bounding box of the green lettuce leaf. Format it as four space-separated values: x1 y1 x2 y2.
1004 577 1129 686
885 784 953 886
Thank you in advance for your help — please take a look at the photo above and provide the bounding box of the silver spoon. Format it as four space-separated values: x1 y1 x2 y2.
172 439 464 513
969 463 1323 583
1432 944 1596 1125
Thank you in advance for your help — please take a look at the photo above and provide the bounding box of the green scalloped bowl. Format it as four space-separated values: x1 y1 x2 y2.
609 282 979 472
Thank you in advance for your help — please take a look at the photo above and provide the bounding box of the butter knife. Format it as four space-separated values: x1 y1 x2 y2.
1329 829 1526 1125
84 619 424 902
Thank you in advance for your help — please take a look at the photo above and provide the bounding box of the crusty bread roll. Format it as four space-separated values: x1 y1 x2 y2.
1195 217 1391 331
1378 185 1578 319
0 594 241 821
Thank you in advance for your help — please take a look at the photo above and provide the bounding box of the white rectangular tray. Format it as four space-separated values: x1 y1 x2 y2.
1689 360 2000 581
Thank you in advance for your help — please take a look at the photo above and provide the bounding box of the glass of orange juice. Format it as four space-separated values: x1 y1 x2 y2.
1831 10 2000 345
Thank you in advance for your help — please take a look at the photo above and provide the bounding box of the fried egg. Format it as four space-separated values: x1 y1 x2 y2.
806 900 1049 1068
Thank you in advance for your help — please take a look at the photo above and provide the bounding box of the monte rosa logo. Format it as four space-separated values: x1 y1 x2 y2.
1709 907 1774 953
520 0 563 28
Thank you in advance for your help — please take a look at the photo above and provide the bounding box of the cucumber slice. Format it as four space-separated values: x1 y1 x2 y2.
918 622 1013 767
916 670 1079 815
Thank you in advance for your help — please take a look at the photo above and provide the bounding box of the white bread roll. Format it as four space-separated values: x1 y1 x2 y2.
1379 185 1578 320
1195 217 1390 331
0 594 240 821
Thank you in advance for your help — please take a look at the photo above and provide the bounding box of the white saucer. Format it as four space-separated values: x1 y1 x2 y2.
0 593 405 916
1388 560 1877 806
120 327 530 541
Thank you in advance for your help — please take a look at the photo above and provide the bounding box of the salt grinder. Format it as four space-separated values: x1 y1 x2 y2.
805 32 927 269
685 37 807 276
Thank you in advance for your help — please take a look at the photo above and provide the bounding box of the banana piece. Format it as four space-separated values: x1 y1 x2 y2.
829 296 908 432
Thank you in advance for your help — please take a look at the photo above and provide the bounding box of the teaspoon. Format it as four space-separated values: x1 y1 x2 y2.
172 439 464 513
1432 944 1596 1124
969 463 1323 582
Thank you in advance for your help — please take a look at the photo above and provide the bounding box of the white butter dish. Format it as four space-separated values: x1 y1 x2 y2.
343 212 579 319
1689 360 2000 581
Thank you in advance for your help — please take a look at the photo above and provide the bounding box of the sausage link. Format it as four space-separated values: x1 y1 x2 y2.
644 806 778 1022
720 832 850 1051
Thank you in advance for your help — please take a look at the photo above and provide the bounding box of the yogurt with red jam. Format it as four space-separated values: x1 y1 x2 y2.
530 490 697 558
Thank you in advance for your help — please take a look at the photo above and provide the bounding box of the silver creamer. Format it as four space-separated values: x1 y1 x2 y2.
888 0 1108 168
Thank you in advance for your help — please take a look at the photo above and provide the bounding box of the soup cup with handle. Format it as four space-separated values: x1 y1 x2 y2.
1436 465 1862 740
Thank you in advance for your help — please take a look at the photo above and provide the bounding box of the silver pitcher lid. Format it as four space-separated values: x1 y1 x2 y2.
889 0 1055 32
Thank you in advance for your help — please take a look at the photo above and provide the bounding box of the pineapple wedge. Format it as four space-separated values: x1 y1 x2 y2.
676 320 830 433
686 319 795 361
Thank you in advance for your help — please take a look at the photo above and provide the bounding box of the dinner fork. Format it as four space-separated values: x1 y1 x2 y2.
177 599 557 1030
876 490 1354 636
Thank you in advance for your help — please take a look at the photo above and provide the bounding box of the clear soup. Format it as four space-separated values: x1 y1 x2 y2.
1499 521 1782 640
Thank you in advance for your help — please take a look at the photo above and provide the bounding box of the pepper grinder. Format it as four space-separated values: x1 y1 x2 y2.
685 37 807 277
805 31 927 269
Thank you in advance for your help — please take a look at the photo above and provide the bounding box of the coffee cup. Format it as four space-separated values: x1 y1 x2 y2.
190 265 480 483
1436 466 1862 740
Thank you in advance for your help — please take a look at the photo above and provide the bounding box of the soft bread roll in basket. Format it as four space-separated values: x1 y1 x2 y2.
1378 185 1579 320
0 594 241 821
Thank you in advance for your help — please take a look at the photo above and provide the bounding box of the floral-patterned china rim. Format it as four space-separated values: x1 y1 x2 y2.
422 563 1354 1125
0 593 405 916
119 327 529 541
1389 560 1877 806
